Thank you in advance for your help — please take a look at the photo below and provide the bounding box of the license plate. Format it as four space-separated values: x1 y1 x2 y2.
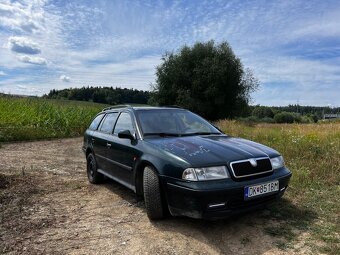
244 180 279 199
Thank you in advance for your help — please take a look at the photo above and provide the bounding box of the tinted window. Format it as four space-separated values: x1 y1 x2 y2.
89 114 104 130
114 112 134 135
99 113 118 133
136 109 220 135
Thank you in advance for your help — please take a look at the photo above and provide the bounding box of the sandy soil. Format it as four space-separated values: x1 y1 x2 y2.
0 138 304 254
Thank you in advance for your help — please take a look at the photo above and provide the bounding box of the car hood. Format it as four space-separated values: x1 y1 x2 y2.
145 135 280 167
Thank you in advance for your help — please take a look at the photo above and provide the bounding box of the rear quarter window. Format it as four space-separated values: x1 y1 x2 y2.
89 113 104 130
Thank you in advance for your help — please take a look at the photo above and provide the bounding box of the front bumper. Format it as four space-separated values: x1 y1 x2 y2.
160 167 292 219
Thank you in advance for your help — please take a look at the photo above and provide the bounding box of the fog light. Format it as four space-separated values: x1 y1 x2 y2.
280 186 287 192
208 202 226 209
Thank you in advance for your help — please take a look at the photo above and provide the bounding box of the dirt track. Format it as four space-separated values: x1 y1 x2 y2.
0 138 305 254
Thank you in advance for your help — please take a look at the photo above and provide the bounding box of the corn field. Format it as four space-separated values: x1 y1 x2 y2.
0 96 107 142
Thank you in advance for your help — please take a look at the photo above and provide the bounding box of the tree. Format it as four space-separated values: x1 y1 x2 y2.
151 41 259 120
252 106 274 119
274 112 301 123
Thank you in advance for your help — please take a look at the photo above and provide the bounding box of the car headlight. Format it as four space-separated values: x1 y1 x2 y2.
270 156 284 170
182 166 230 181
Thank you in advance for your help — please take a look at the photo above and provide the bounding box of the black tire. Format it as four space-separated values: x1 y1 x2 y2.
143 166 165 220
86 153 103 184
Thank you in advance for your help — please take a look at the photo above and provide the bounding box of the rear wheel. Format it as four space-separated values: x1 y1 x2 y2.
143 166 165 220
86 153 103 184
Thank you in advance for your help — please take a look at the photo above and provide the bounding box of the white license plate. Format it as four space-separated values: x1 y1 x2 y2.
244 180 279 199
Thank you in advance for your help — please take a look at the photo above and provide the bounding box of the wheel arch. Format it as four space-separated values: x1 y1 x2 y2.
85 147 94 158
134 158 160 197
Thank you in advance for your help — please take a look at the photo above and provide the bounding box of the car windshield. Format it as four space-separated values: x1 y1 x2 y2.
136 109 221 137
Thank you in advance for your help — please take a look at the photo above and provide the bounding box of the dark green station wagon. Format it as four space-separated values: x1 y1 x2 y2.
82 106 292 220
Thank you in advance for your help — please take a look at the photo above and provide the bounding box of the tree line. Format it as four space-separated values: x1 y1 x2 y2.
245 105 340 123
43 87 152 105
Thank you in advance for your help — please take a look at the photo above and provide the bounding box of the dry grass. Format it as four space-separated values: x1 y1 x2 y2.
217 120 340 186
216 120 340 254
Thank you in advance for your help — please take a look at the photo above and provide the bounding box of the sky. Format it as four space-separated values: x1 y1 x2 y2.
0 0 339 106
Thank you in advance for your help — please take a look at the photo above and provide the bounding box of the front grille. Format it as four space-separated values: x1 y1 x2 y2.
230 157 273 178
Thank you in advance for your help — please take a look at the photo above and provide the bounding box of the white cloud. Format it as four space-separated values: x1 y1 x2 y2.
60 75 70 82
290 8 340 39
0 0 46 33
0 0 339 106
7 36 41 54
0 71 6 76
55 55 160 89
18 55 47 65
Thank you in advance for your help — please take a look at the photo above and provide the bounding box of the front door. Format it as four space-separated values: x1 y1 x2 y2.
106 112 138 187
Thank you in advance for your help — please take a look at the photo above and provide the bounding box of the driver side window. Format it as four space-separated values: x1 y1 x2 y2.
114 112 135 135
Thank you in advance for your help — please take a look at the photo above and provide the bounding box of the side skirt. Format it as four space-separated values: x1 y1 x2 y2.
97 169 136 193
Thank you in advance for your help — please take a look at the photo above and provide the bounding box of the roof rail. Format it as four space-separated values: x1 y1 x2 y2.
162 105 183 108
102 104 132 111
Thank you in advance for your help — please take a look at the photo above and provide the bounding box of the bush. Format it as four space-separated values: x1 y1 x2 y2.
252 106 274 119
237 116 275 124
307 114 319 123
301 116 313 123
274 112 302 123
261 117 275 123
237 116 258 122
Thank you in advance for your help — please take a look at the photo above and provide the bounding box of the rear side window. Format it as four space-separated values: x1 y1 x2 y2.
114 112 134 135
89 114 104 130
99 113 119 134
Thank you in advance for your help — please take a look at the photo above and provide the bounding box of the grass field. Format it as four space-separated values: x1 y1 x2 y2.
217 120 340 254
0 96 107 142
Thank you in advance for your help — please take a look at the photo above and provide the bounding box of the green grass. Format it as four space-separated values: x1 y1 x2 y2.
217 120 340 254
0 96 108 142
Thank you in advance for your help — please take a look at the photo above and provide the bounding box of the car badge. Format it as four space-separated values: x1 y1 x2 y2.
249 158 257 167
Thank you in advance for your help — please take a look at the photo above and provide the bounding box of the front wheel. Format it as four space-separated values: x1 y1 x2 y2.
86 153 103 184
143 166 165 220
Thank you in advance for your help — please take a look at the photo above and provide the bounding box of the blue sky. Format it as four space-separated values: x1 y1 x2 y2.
0 0 339 106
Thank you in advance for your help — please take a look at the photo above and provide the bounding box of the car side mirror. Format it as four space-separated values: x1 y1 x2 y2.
118 130 136 140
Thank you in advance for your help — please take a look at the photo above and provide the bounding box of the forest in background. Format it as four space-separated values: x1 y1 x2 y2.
43 86 151 105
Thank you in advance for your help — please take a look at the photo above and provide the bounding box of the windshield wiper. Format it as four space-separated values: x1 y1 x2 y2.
143 132 181 137
143 132 221 137
182 132 221 136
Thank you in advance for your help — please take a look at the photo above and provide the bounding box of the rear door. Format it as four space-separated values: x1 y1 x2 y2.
86 113 105 167
92 112 118 171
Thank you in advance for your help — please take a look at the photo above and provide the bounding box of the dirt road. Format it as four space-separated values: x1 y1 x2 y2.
0 138 304 254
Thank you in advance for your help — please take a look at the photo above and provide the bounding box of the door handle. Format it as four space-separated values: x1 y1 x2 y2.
91 138 95 143
106 142 111 148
